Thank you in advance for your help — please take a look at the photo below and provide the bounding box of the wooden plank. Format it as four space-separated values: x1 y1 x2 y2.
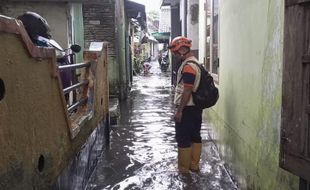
281 3 310 178
302 55 310 64
306 105 310 113
286 0 300 6
300 6 310 158
280 153 310 181
281 3 304 174
299 0 310 5
286 0 310 6
300 65 309 155
281 4 304 156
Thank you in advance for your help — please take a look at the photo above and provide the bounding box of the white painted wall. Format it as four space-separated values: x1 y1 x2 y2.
159 6 171 32
198 0 207 63
187 0 199 52
180 0 186 36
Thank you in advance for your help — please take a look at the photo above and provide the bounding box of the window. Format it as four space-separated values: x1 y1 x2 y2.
205 0 211 71
205 0 219 82
206 0 219 81
211 0 219 75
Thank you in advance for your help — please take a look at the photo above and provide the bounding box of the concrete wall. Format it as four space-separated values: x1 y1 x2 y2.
180 0 187 36
198 0 207 64
115 0 129 100
0 31 70 190
0 2 69 48
0 17 109 189
70 3 84 63
205 0 299 189
0 2 84 63
159 6 171 32
186 0 199 58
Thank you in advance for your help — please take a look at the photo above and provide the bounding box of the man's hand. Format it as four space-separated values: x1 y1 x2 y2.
175 85 192 123
174 109 183 123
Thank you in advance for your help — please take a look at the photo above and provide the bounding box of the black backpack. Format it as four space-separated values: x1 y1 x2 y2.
188 61 219 109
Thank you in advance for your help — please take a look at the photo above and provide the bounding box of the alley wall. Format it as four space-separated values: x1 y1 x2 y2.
205 0 299 189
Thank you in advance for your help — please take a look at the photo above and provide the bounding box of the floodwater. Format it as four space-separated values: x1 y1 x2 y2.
86 61 238 190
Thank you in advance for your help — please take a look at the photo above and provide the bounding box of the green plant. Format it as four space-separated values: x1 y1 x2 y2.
133 56 143 75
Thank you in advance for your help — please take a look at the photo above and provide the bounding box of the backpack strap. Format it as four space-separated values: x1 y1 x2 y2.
177 60 201 85
187 60 202 71
177 75 183 84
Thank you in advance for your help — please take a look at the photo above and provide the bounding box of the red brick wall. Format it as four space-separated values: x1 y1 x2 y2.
83 2 116 57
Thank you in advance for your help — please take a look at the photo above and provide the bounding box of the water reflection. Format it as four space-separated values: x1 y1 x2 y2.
86 62 238 190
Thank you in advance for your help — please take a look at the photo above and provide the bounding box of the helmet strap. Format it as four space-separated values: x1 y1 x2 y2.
179 48 190 57
183 48 190 56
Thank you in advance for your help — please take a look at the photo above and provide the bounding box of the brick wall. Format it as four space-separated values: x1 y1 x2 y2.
83 3 115 57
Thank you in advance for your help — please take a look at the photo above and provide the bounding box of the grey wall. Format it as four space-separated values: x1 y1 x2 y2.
0 2 69 48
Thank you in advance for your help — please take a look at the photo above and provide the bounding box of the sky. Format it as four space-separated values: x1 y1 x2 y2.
130 0 161 12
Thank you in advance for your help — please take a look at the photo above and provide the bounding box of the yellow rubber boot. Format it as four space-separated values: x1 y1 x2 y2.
178 147 192 173
190 143 202 171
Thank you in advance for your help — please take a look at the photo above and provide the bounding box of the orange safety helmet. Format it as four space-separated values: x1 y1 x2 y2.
168 36 192 52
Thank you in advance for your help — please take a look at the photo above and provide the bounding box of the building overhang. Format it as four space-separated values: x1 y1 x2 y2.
160 0 180 7
141 32 158 44
151 32 170 43
125 0 147 30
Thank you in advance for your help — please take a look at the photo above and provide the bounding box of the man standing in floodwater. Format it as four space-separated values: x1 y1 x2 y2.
168 36 203 173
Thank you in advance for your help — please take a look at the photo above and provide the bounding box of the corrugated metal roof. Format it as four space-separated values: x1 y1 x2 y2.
125 0 147 30
151 32 170 43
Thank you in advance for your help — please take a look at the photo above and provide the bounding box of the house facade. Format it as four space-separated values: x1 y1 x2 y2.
0 0 85 63
1 0 146 100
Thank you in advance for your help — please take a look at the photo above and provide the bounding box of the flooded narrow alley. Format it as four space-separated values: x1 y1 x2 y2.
86 62 238 190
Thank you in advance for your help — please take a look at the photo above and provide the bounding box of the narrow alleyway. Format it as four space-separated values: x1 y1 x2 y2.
86 61 238 190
